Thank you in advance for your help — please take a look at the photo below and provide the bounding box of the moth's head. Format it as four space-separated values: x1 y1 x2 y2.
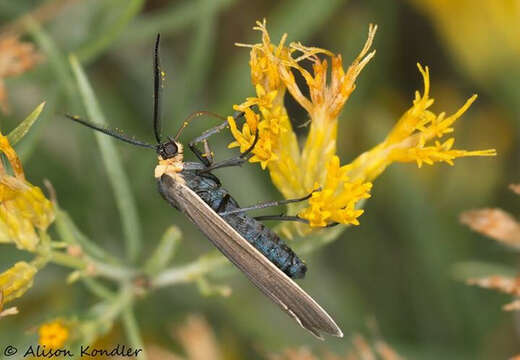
156 138 181 160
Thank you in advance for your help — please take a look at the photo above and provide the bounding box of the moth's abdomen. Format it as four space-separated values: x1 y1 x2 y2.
182 170 307 278
235 216 307 279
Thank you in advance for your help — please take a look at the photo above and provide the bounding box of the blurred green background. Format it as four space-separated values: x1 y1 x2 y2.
0 0 518 358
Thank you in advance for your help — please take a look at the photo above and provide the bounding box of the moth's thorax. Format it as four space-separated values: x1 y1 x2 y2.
154 146 185 184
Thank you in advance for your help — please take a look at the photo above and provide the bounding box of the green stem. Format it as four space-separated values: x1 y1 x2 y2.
48 250 86 270
144 226 182 276
41 249 136 281
153 219 351 288
122 306 147 360
153 253 227 288
81 277 116 300
81 285 134 345
69 55 143 263
54 207 121 265
94 262 137 281
108 286 133 319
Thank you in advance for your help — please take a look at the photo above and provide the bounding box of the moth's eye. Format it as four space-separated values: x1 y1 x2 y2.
165 142 178 156
157 140 179 159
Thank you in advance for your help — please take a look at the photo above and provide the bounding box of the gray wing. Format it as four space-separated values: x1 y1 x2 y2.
159 174 343 339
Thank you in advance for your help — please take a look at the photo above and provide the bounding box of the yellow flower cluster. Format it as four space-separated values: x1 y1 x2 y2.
39 320 69 349
229 20 495 231
228 85 289 169
0 130 54 312
346 64 496 182
299 156 372 227
0 132 54 251
229 20 376 230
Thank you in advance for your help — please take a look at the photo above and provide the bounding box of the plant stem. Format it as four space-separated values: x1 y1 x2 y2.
54 207 121 265
43 249 136 281
94 261 138 281
81 277 116 300
69 55 143 263
48 250 86 270
153 253 227 288
122 306 147 360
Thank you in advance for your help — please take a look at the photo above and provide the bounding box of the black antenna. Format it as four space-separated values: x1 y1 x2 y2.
64 114 155 149
153 33 162 144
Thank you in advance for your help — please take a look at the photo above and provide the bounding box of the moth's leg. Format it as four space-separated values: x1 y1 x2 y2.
188 110 245 167
198 129 259 173
189 138 215 166
190 110 243 145
216 194 231 213
218 190 316 217
202 139 214 164
189 135 217 167
254 215 308 224
254 214 340 228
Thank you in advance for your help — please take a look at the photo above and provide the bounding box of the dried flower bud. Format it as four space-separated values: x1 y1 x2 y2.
0 261 37 305
460 208 520 248
0 35 43 113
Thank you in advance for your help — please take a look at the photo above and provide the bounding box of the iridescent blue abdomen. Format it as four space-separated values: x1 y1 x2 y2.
180 164 307 279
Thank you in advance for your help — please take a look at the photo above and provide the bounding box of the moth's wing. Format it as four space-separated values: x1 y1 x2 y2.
159 174 343 339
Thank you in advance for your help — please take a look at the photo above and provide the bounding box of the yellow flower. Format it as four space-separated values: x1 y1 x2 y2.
0 132 54 251
229 20 495 233
346 64 496 182
228 97 283 169
229 20 376 231
39 320 69 349
0 261 37 306
299 156 372 227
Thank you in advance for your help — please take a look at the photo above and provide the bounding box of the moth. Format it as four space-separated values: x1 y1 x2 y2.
66 34 342 339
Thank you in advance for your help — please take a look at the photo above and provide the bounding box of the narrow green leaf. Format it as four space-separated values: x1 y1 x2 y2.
76 0 146 63
7 102 45 145
144 226 182 275
69 54 142 262
18 88 56 162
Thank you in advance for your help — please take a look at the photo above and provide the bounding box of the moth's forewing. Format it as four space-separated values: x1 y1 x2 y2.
158 174 343 339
